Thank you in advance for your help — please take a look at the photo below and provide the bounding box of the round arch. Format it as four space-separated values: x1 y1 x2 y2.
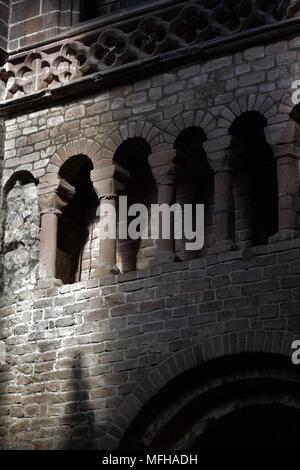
103 330 296 448
119 352 300 449
101 121 164 161
165 110 217 149
43 138 102 181
203 94 281 155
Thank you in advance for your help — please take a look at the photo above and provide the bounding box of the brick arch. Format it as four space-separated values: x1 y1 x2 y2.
165 110 217 144
219 94 277 130
279 90 295 117
104 329 295 448
204 94 279 155
101 121 169 160
44 138 103 179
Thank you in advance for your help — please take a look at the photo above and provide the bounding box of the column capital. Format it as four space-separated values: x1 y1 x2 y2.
271 143 300 160
91 164 130 199
149 148 176 169
207 148 234 173
38 179 75 214
151 164 175 186
149 150 176 186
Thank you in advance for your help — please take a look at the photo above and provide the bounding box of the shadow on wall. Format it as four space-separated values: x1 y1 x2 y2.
60 354 96 450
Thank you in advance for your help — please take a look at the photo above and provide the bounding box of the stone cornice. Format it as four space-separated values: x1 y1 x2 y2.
0 0 298 115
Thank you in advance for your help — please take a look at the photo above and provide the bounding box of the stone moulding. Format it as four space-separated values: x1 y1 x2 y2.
0 0 297 113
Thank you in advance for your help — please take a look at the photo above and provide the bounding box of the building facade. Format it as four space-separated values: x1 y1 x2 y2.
0 0 300 449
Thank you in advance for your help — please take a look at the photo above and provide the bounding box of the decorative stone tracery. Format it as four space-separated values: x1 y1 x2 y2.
0 0 292 103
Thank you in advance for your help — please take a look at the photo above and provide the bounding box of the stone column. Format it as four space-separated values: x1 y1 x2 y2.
149 149 176 263
39 209 61 283
91 164 130 277
211 149 235 253
37 180 75 288
269 144 299 242
97 195 119 276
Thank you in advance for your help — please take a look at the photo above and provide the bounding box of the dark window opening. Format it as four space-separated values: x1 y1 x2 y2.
195 404 300 450
56 155 98 284
80 0 156 22
230 111 278 246
113 137 155 272
174 126 214 257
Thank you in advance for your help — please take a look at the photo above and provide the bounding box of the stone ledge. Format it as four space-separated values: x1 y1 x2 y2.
1 236 299 305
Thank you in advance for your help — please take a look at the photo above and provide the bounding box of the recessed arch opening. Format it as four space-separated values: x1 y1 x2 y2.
229 111 278 246
113 137 156 272
174 126 214 258
57 155 99 284
120 353 300 450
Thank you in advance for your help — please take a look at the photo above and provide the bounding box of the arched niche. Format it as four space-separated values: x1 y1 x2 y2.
56 155 98 284
113 137 155 272
229 111 278 246
119 353 300 450
174 126 214 258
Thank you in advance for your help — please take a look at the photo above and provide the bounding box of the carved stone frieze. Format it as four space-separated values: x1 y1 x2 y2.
0 0 292 103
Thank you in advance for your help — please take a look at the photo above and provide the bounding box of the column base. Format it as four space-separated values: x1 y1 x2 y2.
35 278 63 290
210 239 236 254
92 263 120 278
269 229 299 243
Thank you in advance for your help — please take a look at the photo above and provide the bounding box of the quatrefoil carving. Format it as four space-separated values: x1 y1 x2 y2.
130 17 170 56
90 29 134 70
0 0 292 102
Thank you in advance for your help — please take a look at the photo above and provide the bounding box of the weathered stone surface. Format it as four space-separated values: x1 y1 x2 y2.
2 180 40 293
0 0 299 452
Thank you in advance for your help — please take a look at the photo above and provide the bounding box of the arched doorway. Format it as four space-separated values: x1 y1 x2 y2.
120 354 300 450
229 111 278 246
195 404 300 450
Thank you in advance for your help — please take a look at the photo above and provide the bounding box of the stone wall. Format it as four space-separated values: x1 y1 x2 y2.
8 0 79 51
0 237 299 449
0 19 300 449
2 38 300 280
3 39 299 182
2 176 40 293
0 0 9 51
